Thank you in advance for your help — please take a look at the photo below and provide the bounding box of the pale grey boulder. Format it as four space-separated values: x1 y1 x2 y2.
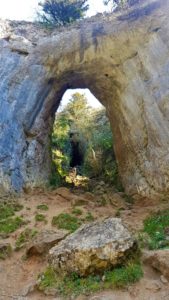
49 218 136 276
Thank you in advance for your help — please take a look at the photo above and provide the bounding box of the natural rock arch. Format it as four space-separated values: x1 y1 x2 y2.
0 0 169 198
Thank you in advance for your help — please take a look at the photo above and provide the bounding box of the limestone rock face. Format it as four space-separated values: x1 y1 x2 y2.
49 218 136 276
0 0 169 198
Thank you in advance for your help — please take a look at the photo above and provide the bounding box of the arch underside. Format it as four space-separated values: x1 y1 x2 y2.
0 0 169 198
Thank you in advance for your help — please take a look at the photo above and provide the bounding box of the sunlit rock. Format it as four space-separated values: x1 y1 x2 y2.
0 0 169 198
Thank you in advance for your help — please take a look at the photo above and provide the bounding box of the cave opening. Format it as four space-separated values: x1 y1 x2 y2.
50 88 120 189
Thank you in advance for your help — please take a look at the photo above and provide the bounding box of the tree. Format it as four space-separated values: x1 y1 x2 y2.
103 0 139 10
38 0 89 26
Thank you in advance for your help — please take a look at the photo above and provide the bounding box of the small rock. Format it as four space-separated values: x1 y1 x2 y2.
142 250 169 279
109 193 126 209
49 218 137 276
44 288 58 296
26 229 68 256
160 275 168 284
55 187 74 200
21 281 36 296
145 279 162 291
71 196 89 206
84 192 95 201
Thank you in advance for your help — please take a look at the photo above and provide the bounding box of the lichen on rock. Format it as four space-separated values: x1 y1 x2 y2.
49 217 137 276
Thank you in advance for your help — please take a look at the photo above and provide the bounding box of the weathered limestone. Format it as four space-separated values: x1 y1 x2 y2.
0 0 169 198
26 229 68 256
49 218 136 276
143 250 169 279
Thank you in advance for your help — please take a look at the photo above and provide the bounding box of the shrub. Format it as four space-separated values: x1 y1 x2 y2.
38 0 89 27
140 209 169 250
38 262 143 297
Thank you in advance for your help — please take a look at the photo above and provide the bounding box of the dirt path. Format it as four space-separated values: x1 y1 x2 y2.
0 187 169 300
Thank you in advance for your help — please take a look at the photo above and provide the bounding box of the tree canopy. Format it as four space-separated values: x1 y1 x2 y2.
103 0 139 10
38 0 89 26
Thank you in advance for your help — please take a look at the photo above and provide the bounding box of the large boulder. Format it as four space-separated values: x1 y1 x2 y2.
49 218 137 276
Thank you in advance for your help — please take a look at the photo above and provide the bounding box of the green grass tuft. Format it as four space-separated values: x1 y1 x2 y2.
72 208 83 216
35 214 47 223
37 204 49 211
38 262 143 297
0 217 24 234
15 228 38 250
141 209 169 250
104 263 143 288
0 204 15 220
52 213 81 232
85 212 94 222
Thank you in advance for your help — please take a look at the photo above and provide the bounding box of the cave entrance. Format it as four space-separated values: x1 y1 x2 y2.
51 88 119 188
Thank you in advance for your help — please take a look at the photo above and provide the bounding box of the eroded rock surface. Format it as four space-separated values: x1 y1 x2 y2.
143 250 169 279
49 218 136 276
0 0 169 198
26 229 68 256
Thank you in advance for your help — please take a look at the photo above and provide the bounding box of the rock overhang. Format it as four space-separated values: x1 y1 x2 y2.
0 0 169 198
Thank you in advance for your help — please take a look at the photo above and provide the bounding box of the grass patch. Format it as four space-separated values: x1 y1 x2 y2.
15 228 38 250
0 203 24 221
85 212 94 222
52 213 81 233
140 209 169 250
0 204 15 220
38 262 143 297
13 203 24 212
0 244 12 260
35 214 47 223
72 208 83 216
37 204 49 211
0 217 24 234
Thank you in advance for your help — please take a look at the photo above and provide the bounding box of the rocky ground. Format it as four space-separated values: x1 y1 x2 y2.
0 181 169 300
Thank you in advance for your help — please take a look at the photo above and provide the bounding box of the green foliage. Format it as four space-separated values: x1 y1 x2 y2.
103 0 138 10
104 262 143 288
15 228 38 250
51 93 92 185
0 202 23 221
38 262 143 297
0 217 24 234
141 210 169 250
0 244 12 260
52 213 81 232
51 91 120 187
37 204 49 211
38 0 89 27
35 214 47 223
85 212 94 222
0 204 15 220
72 208 83 216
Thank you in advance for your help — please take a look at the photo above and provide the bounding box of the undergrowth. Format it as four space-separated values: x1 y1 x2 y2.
37 204 49 211
35 214 47 223
139 209 169 250
38 261 143 297
15 228 38 250
52 213 82 233
0 217 24 234
0 202 23 221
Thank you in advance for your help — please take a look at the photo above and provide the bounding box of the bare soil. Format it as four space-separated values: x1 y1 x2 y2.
0 186 169 300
